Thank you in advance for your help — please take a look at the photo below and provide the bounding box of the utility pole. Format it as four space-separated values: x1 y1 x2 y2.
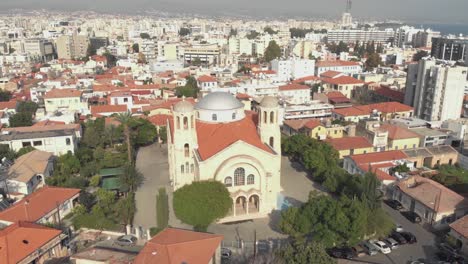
253 229 257 258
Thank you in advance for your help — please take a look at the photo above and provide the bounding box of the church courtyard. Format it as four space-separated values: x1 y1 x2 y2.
134 143 322 241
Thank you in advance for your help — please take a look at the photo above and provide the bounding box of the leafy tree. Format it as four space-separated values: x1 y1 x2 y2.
229 28 237 37
140 33 150 39
116 193 136 225
17 146 36 157
0 90 12 102
365 53 382 71
78 191 96 211
173 181 231 231
277 240 336 264
191 58 202 66
90 175 101 187
179 28 191 37
159 126 167 143
9 112 33 127
17 101 38 114
289 28 315 38
103 51 117 67
130 118 157 146
175 76 199 98
120 164 144 194
264 26 278 35
264 40 281 62
132 43 139 53
116 112 134 163
104 125 121 148
246 31 260 40
0 144 17 161
237 65 251 74
413 50 429 62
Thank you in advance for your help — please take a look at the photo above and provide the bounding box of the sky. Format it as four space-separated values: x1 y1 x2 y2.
1 0 468 24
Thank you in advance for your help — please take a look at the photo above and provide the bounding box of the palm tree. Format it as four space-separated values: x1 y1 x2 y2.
120 164 144 194
104 124 119 148
116 112 133 163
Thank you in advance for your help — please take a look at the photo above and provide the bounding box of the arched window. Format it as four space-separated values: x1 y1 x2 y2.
234 168 245 186
183 116 188 129
224 177 233 187
197 111 200 118
269 137 274 148
247 174 255 185
212 114 217 121
232 112 236 120
181 165 184 173
190 164 194 173
185 162 189 173
263 111 267 124
191 116 194 128
184 143 190 157
176 116 180 129
270 111 275 123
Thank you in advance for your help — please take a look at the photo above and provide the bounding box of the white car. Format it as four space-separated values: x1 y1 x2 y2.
372 240 391 254
396 224 404 232
384 238 399 249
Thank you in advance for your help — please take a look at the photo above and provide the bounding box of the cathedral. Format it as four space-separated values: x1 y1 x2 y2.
167 92 282 222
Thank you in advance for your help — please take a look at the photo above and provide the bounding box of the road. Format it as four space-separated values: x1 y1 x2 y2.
358 203 439 264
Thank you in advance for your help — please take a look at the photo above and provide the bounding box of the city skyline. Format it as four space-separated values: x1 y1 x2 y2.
1 0 468 24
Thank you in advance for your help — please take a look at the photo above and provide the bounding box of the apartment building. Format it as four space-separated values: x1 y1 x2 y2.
56 34 90 60
431 37 468 63
182 43 221 65
24 38 55 61
405 58 468 121
44 89 88 114
327 29 394 44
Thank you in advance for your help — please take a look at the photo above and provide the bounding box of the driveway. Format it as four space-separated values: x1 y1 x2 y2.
134 143 171 229
357 203 439 264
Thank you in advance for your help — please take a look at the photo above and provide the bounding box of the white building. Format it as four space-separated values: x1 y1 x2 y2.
271 58 315 81
315 60 362 76
167 93 281 223
405 58 468 121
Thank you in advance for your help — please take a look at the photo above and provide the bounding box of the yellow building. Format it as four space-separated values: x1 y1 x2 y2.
381 124 421 150
326 136 374 159
167 93 281 223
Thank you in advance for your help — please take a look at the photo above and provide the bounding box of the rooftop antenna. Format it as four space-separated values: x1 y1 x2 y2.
346 0 352 13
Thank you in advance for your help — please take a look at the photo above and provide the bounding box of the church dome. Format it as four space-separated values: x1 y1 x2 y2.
195 92 244 111
260 96 278 108
173 100 194 113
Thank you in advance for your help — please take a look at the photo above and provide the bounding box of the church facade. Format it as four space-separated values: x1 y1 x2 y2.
167 92 282 223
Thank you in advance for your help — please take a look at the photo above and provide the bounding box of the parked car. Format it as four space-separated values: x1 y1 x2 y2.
327 247 356 259
385 199 403 210
400 232 417 244
402 211 422 223
115 235 137 246
371 240 391 254
361 241 379 256
395 224 404 232
352 245 367 257
221 248 232 259
390 231 407 244
435 250 465 263
384 238 399 249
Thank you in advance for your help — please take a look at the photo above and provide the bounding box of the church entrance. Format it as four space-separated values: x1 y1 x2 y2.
248 195 260 213
235 196 247 215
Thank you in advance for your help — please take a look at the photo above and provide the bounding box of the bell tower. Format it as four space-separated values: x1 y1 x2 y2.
257 96 281 154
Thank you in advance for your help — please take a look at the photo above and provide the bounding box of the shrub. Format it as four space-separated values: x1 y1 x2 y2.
156 188 169 229
90 175 101 187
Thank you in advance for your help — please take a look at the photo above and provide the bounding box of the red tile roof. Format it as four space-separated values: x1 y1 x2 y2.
326 136 373 151
236 93 251 100
398 176 468 213
0 100 18 110
33 120 66 127
321 76 364 85
0 221 62 264
3 124 80 133
283 118 323 131
320 70 343 78
195 112 274 160
450 215 468 238
91 105 128 116
0 186 80 223
316 60 360 67
147 114 173 126
349 150 408 164
380 124 420 140
356 102 413 114
197 75 217 83
374 86 405 102
279 83 310 91
134 228 223 264
44 89 82 99
332 107 369 117
292 75 320 84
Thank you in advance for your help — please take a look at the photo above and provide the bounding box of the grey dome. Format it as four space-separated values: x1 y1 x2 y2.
195 92 244 111
260 96 278 108
174 100 194 113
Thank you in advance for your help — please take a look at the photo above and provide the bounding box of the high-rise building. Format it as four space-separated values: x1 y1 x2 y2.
24 38 55 62
431 37 468 63
405 58 468 121
56 34 90 60
327 29 394 44
89 37 109 51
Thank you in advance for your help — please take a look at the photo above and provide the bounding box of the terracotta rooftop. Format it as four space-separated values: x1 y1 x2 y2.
332 107 369 117
33 120 66 127
0 221 62 264
134 228 223 264
0 186 80 223
374 86 405 102
326 136 373 151
0 100 18 110
319 70 343 79
197 75 217 83
194 111 274 160
44 89 82 99
2 123 80 133
279 83 310 91
321 75 364 85
380 124 420 140
8 150 53 183
147 114 173 126
292 75 320 83
349 150 408 165
450 215 468 238
283 118 322 131
397 176 468 213
356 102 413 114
